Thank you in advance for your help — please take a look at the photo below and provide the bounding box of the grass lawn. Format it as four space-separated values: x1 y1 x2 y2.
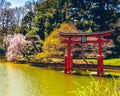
91 58 120 66
104 58 120 66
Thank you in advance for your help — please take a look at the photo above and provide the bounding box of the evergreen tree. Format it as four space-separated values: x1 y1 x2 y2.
108 26 120 58
90 0 120 31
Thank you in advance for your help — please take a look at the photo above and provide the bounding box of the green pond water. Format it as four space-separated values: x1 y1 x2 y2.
0 59 119 96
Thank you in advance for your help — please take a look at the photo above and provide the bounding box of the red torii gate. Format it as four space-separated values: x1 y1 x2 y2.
59 30 114 76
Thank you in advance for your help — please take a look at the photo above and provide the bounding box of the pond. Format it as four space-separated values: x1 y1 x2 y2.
0 59 120 96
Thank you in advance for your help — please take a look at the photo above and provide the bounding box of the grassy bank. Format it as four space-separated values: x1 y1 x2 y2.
104 58 120 66
90 58 120 66
48 58 120 66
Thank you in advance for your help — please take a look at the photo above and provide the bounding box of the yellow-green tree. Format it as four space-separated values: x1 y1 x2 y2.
35 23 78 60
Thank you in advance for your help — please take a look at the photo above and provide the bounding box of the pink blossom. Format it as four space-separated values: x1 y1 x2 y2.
3 34 32 61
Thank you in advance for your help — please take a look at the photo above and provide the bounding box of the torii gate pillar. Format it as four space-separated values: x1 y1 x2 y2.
97 37 104 76
64 37 73 74
59 30 114 76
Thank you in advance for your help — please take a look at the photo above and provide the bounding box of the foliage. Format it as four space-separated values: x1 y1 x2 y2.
25 35 41 53
0 1 27 50
35 52 52 63
0 2 26 36
1 0 120 38
108 26 120 57
21 11 34 33
35 22 115 62
35 23 78 60
0 46 5 56
3 34 42 61
75 0 120 32
3 34 32 61
22 0 120 59
22 0 60 40
72 43 98 64
72 77 120 96
0 0 120 60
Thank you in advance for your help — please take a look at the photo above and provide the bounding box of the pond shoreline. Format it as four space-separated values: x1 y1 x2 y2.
1 57 120 76
18 60 120 69
17 60 120 74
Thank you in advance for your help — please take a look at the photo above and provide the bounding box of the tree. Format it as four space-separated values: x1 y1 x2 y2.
107 26 120 58
21 1 36 36
14 7 26 25
25 35 41 53
35 23 78 61
89 0 120 31
3 34 32 61
31 0 59 40
22 0 120 36
3 33 41 61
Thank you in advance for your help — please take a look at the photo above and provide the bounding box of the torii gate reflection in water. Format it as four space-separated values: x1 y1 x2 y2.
59 30 114 76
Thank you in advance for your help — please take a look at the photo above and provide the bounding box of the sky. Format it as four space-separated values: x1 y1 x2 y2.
6 0 33 8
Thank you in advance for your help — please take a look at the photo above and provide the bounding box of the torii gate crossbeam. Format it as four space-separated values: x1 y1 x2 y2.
59 30 114 76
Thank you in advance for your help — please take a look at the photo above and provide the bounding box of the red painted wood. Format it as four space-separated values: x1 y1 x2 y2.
61 40 110 44
98 37 102 55
59 30 113 76
66 37 72 74
59 30 114 38
97 55 104 76
70 54 73 72
64 55 68 74
97 37 104 76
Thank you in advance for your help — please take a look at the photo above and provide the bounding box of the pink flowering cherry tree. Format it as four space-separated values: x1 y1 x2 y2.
3 34 32 61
